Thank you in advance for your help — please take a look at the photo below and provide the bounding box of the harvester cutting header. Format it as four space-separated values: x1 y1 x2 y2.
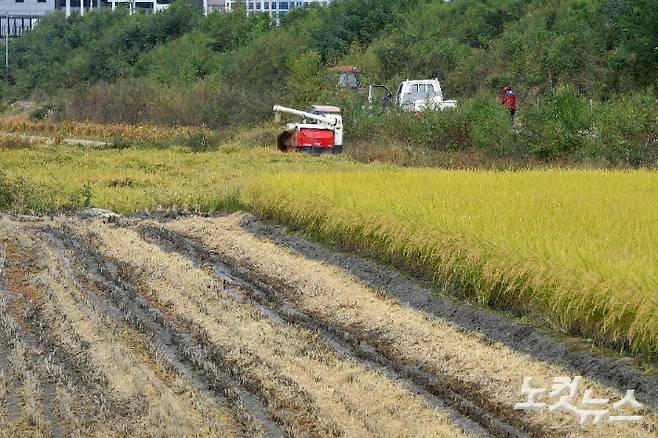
274 105 343 154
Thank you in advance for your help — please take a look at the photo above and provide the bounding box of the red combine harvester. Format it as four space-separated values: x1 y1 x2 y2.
273 105 343 154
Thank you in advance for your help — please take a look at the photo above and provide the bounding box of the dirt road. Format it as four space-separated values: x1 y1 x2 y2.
0 212 655 437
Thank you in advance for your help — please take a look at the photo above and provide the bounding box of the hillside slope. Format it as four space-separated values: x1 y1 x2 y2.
1 0 656 164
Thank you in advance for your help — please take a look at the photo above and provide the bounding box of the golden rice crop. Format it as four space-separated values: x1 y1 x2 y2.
245 169 658 357
0 119 211 143
0 143 359 212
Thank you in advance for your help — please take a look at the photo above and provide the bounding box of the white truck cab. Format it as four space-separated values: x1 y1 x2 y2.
397 79 457 112
368 79 457 113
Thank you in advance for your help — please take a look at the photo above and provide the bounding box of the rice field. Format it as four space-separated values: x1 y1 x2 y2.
1 128 657 435
0 119 211 143
245 169 658 357
0 142 359 212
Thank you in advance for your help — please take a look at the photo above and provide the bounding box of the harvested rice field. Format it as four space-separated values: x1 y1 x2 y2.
0 211 656 437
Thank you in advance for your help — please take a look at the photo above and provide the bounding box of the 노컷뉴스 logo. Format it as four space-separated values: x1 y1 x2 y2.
514 376 645 426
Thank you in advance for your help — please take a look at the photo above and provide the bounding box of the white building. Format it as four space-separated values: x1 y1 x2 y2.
108 0 170 14
0 0 56 36
0 0 325 37
0 0 171 37
224 0 331 19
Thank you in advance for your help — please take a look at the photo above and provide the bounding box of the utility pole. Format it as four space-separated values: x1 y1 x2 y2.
5 12 9 80
65 0 71 18
203 0 208 16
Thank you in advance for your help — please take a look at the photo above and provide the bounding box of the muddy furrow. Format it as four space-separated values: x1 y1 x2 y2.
139 222 509 438
163 214 657 438
0 231 94 437
0 226 106 436
0 218 242 436
43 227 281 438
66 217 470 437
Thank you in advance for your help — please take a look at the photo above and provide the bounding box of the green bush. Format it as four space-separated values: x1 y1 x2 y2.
589 91 658 165
350 94 517 155
522 85 593 159
461 93 515 153
0 171 50 212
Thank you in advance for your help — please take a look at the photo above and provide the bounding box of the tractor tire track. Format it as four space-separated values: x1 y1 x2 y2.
43 227 282 438
139 223 513 438
0 219 243 436
236 214 658 409
69 217 469 437
1 213 656 437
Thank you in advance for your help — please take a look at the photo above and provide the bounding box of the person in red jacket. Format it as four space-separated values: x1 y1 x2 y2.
500 86 517 121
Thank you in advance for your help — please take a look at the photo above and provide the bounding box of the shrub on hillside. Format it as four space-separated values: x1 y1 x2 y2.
62 78 271 129
460 93 516 154
589 91 658 165
350 94 515 155
521 86 593 159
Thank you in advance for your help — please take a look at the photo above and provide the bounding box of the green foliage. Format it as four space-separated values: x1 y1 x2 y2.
1 0 656 164
0 171 50 212
350 93 516 155
461 93 514 153
29 104 54 121
6 1 201 95
359 0 656 97
286 50 328 106
200 8 271 52
523 85 593 159
589 91 658 165
69 182 94 209
308 0 419 62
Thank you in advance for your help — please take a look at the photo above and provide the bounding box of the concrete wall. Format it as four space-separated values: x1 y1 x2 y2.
0 0 57 16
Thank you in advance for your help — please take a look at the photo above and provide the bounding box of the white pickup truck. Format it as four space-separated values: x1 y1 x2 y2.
368 79 457 112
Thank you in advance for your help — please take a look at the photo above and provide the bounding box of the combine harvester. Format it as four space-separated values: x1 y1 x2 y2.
273 105 343 154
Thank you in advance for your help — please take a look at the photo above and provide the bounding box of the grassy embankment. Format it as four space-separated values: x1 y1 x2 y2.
245 170 658 359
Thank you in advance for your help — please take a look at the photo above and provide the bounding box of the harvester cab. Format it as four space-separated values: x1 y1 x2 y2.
329 66 361 92
274 105 343 155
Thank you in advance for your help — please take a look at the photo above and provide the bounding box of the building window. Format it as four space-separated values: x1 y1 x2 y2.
248 2 253 9
255 2 260 9
271 1 276 8
15 0 24 3
37 0 47 2
279 1 287 9
264 2 269 9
